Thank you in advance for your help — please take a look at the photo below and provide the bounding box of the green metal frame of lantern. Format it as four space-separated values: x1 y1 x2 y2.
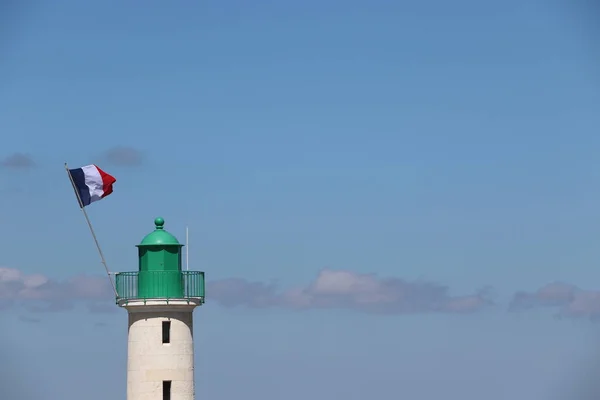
115 270 205 303
114 217 206 305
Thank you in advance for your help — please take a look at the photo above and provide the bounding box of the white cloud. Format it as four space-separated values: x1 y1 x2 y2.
0 267 114 313
0 153 35 169
509 281 600 320
17 266 600 320
210 269 491 314
101 146 144 167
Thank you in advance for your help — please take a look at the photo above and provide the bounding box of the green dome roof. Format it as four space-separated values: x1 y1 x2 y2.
137 217 183 247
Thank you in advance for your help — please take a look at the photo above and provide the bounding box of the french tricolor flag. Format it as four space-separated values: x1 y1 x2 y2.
68 164 116 207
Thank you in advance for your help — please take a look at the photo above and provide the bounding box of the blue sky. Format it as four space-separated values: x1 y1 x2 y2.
1 0 600 399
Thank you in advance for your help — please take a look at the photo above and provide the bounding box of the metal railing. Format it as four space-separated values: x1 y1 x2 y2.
115 270 205 302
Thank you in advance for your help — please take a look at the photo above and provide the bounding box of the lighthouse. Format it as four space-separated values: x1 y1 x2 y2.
115 217 205 400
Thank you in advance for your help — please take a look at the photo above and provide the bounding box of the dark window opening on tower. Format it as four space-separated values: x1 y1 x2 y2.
163 380 171 400
162 321 171 344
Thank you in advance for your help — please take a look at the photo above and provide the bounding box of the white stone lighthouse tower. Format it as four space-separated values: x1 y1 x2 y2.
115 217 205 400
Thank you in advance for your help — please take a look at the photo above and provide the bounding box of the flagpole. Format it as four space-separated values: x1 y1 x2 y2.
185 225 189 271
64 162 118 297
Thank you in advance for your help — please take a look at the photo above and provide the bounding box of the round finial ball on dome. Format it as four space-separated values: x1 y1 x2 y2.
154 217 165 229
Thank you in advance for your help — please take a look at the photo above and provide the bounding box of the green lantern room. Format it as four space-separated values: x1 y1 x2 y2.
115 217 205 305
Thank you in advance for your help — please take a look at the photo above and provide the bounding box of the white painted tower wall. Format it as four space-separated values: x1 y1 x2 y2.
124 299 200 400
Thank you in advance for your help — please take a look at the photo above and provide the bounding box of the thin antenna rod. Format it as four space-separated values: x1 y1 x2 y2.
64 162 118 297
186 225 189 271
